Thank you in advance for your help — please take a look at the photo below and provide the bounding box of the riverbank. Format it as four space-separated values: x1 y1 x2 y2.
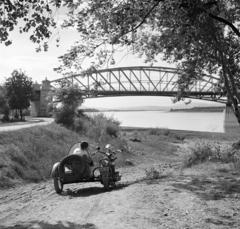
121 126 239 141
1 123 240 228
1 123 239 188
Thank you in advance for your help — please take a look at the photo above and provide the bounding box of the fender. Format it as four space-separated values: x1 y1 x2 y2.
51 162 60 178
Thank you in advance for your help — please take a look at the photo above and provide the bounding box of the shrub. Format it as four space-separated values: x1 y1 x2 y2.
54 106 75 127
163 128 170 136
184 141 235 167
145 167 161 180
149 128 160 136
86 114 120 142
73 115 88 133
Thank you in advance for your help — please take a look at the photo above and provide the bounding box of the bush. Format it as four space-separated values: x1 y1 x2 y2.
54 106 75 127
73 114 89 133
149 128 160 136
1 107 10 122
145 167 161 180
86 114 120 142
184 141 236 167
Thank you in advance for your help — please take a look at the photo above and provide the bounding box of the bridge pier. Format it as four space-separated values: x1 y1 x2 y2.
30 79 52 117
224 104 240 134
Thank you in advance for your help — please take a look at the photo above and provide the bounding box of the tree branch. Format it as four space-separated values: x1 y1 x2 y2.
180 1 240 38
131 0 163 33
117 0 164 40
208 13 240 38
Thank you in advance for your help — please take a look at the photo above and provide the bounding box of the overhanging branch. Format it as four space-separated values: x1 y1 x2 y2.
209 13 240 38
130 0 163 33
115 0 163 42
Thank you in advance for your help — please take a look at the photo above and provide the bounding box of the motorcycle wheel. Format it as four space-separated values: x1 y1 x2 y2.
110 182 116 188
102 176 110 190
53 177 63 194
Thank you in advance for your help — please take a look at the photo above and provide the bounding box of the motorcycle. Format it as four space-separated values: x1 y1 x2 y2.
51 143 121 194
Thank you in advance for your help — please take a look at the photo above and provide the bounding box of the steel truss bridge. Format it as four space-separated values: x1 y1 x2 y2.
51 66 227 103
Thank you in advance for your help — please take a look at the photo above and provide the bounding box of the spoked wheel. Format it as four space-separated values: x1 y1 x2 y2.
53 177 63 194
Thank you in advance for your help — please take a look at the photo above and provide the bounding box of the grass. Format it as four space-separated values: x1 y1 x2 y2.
0 123 80 188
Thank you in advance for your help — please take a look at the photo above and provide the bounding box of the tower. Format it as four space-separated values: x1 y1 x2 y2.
39 78 52 116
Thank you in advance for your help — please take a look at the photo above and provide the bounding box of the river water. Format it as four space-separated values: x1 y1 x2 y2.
95 111 225 133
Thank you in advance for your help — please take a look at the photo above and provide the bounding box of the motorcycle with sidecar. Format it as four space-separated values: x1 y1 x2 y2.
51 143 121 194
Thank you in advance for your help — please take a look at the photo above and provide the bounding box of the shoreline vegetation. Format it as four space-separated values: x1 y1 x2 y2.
80 106 225 113
169 106 225 112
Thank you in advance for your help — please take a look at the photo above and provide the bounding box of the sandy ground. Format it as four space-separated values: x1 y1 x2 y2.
0 130 240 229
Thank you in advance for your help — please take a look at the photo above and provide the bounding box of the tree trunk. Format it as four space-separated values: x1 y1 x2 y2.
20 109 23 121
219 51 240 124
212 28 240 125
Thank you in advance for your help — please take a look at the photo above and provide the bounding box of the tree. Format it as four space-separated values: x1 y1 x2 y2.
5 70 33 120
0 85 10 121
54 83 83 127
54 0 240 124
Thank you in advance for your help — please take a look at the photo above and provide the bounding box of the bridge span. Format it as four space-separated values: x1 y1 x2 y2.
50 66 226 103
31 66 239 133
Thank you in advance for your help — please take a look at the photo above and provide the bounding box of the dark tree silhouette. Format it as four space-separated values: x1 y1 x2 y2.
5 70 33 121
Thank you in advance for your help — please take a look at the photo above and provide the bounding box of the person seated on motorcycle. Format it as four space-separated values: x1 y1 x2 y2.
73 141 94 165
73 141 94 178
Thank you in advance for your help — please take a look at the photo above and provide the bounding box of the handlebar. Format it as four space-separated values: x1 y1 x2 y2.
94 149 117 158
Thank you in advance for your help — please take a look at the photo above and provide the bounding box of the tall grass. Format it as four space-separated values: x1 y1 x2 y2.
0 123 80 188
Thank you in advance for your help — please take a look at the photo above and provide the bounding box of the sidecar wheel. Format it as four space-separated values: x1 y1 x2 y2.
54 177 63 194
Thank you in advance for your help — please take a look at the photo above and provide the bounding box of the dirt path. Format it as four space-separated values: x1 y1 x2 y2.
0 131 240 228
0 117 53 132
1 161 240 229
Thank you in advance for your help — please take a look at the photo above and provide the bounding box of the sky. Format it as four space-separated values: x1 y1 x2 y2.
0 27 78 84
0 11 222 109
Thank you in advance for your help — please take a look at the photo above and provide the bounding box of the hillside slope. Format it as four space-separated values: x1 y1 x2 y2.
0 123 80 188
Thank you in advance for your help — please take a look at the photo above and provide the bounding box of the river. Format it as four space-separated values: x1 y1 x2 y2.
91 111 225 133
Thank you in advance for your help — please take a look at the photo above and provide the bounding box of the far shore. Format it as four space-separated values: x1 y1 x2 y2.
81 106 225 113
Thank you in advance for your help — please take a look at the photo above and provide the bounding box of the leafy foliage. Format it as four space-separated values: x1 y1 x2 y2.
54 84 83 126
0 0 62 50
5 70 33 120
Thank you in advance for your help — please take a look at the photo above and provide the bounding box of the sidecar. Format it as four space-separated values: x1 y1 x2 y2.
51 142 121 194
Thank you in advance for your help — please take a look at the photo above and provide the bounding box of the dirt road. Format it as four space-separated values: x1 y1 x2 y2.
0 132 240 229
0 117 53 132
